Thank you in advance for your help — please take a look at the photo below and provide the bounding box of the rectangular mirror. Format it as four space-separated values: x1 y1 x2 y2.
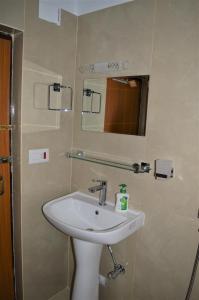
81 75 149 136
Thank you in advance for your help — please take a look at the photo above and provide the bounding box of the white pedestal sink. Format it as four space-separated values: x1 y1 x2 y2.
43 192 145 300
72 239 102 300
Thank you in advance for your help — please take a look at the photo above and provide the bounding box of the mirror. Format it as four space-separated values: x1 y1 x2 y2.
81 75 149 136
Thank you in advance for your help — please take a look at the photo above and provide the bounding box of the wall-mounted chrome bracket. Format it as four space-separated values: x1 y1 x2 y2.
48 82 73 111
154 159 174 179
132 162 151 173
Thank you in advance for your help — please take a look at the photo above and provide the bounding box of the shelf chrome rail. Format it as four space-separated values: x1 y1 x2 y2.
67 150 151 174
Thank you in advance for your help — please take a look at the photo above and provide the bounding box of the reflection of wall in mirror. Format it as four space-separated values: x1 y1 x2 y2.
82 79 107 132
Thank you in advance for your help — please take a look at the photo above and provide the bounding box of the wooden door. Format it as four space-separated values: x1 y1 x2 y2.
0 35 15 300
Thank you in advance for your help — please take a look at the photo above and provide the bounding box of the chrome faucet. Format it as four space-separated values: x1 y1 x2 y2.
88 179 107 206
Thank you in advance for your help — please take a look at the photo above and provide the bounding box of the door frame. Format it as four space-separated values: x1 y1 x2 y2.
0 25 23 300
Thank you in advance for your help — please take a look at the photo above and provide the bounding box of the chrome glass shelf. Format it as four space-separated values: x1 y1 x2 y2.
67 151 151 174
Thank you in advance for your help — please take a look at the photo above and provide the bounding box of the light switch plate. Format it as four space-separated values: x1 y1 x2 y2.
29 148 49 164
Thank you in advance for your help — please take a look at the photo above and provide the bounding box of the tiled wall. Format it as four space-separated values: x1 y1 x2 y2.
72 0 199 299
0 0 24 30
21 0 77 299
1 0 199 299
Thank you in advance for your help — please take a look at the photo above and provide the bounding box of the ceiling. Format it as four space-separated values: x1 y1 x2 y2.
40 0 134 16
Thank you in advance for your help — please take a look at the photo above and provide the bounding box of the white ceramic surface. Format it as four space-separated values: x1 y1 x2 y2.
43 191 145 244
72 239 103 300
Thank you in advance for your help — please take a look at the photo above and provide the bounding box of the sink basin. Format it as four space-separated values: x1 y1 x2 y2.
43 191 145 300
43 191 145 245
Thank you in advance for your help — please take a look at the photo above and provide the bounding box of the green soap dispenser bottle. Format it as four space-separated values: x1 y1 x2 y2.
115 184 129 212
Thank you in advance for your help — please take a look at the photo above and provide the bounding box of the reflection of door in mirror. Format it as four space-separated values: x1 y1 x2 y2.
104 78 141 135
81 75 149 136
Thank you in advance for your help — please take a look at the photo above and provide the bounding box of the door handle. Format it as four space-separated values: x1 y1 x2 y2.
0 175 4 196
0 156 12 164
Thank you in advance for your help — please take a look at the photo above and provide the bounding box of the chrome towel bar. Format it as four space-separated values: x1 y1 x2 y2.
66 150 151 174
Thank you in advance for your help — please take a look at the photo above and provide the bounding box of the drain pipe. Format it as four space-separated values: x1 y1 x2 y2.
98 245 125 286
107 245 125 279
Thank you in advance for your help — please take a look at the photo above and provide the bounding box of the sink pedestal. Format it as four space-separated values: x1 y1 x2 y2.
72 238 103 300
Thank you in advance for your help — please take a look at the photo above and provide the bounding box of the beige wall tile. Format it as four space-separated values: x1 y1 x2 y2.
72 0 199 299
21 0 77 299
2 0 198 299
0 0 24 30
48 287 70 300
74 0 155 159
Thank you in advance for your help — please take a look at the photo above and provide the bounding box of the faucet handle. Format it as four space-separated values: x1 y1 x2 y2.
92 179 107 185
